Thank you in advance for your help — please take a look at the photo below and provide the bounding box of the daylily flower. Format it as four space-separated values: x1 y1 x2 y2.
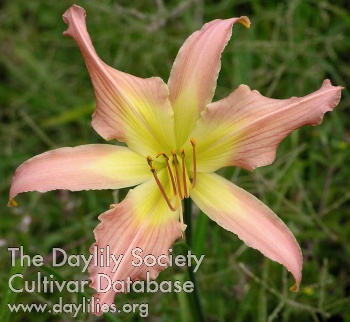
9 4 342 315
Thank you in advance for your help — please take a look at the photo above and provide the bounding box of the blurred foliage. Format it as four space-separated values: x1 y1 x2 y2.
1 0 349 321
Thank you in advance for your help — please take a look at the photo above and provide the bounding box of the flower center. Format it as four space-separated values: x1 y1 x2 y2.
146 138 197 212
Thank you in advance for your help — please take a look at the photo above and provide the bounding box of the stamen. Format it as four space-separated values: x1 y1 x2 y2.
148 162 178 212
156 152 177 197
147 139 197 212
171 149 183 200
147 155 153 167
180 148 189 198
190 138 197 188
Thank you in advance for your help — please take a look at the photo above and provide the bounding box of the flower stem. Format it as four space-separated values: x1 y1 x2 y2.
184 198 206 322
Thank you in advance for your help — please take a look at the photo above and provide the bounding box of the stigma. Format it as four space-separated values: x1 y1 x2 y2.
146 139 197 212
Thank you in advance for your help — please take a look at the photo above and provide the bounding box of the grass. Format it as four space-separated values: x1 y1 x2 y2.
1 0 350 321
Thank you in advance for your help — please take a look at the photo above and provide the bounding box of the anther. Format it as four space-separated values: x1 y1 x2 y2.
190 138 197 188
156 152 169 160
147 155 153 167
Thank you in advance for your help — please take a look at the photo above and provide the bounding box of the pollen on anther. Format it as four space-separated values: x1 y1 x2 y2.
156 152 169 160
147 156 153 167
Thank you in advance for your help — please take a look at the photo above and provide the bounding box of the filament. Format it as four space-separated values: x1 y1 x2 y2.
147 156 178 211
180 147 189 198
171 149 183 200
156 152 177 197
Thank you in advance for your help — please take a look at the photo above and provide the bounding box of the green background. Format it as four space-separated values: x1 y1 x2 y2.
1 0 349 321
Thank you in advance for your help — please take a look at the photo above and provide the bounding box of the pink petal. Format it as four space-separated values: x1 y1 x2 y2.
9 144 151 204
89 170 183 315
168 16 250 145
190 172 302 290
188 79 343 172
62 5 175 157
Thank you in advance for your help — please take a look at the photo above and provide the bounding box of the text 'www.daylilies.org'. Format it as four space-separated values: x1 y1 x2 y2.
9 4 342 316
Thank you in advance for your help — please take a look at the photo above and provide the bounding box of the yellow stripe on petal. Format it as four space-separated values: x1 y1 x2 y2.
190 172 303 291
88 145 154 184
